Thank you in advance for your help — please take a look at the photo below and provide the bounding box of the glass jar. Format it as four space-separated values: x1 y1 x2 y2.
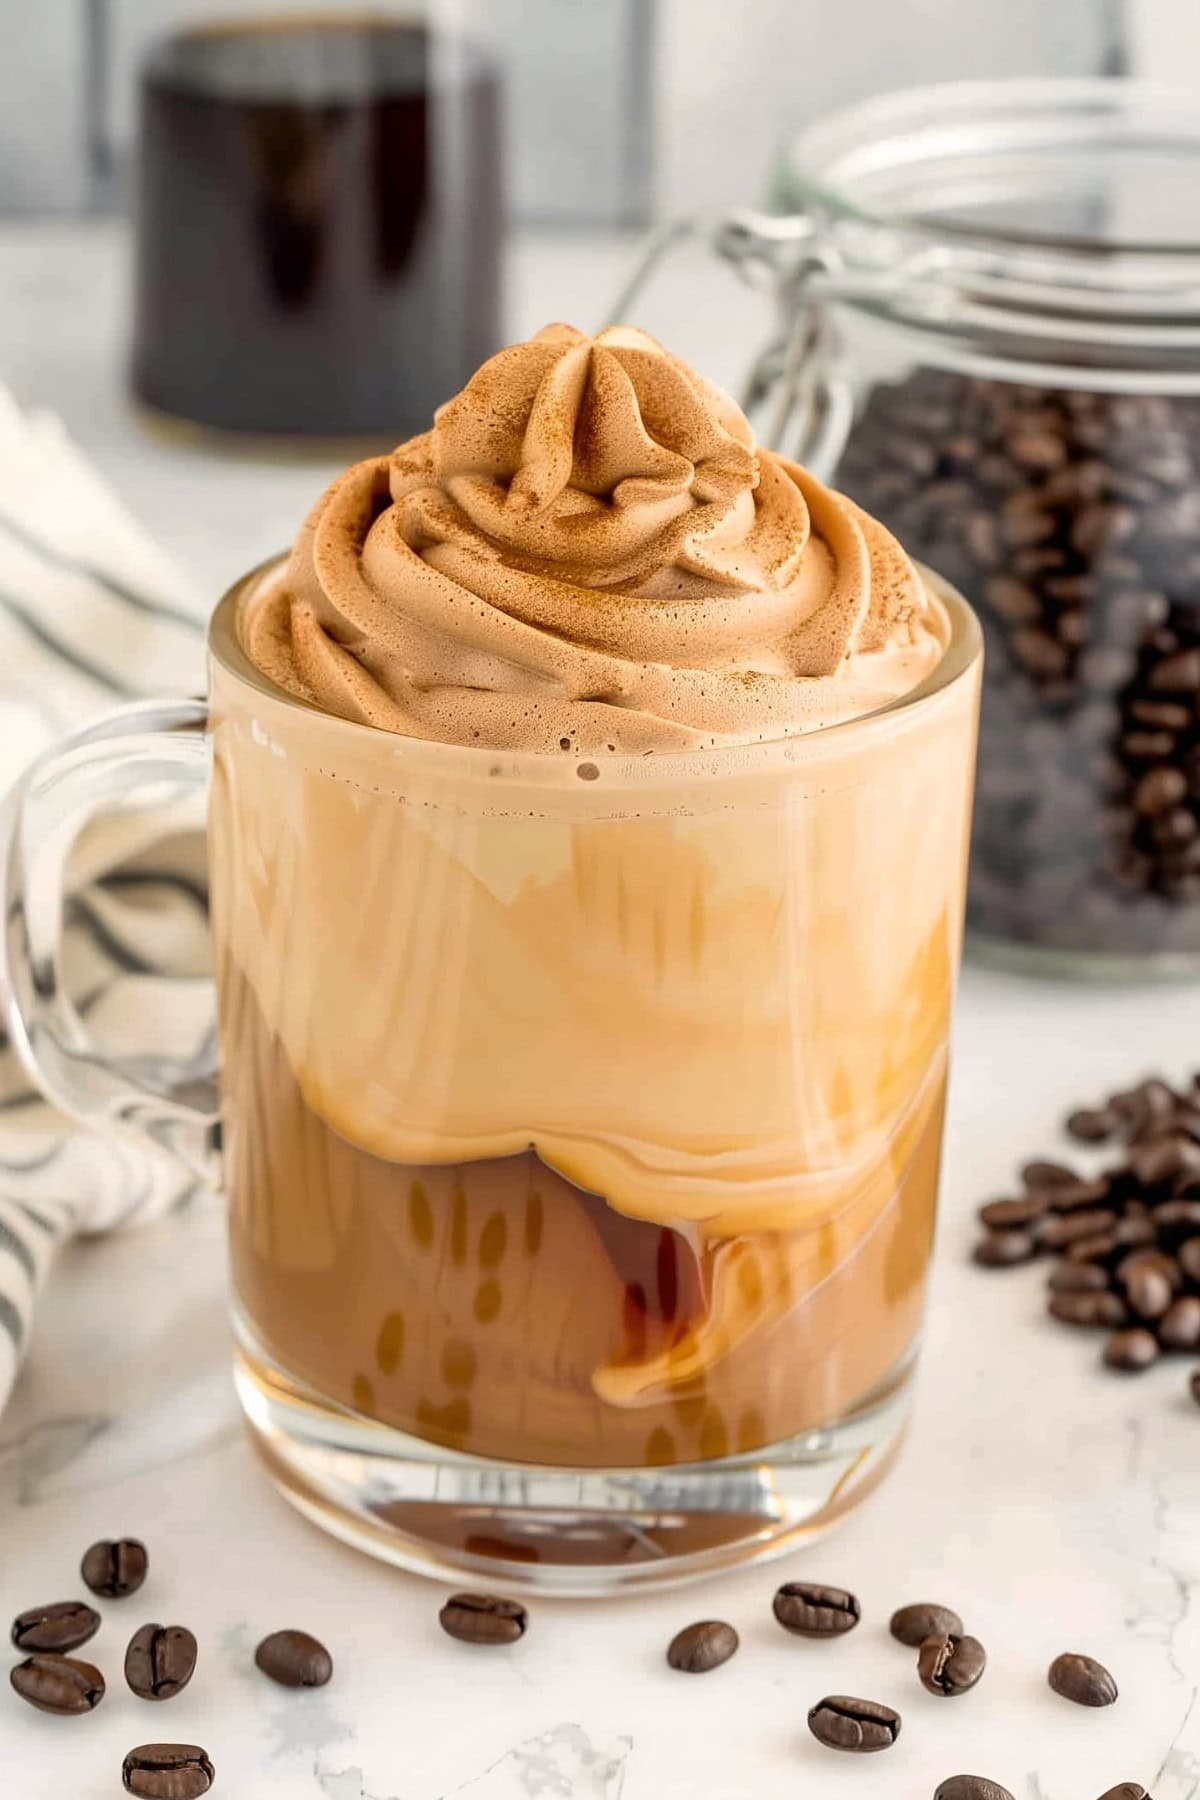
774 79 1200 977
627 80 1200 976
130 2 503 441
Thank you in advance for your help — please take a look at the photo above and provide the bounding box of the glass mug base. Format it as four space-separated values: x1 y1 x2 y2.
233 1319 912 1595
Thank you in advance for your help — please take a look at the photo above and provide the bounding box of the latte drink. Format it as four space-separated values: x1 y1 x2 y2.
209 325 980 1581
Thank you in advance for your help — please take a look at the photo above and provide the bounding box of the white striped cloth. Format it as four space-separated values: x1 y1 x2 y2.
0 389 211 1414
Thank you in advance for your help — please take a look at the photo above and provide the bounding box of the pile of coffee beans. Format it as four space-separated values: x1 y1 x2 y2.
972 1071 1200 1408
835 371 1200 959
6 1532 334 1795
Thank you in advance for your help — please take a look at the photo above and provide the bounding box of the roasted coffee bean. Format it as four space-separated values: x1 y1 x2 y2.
82 1537 148 1599
1044 1178 1111 1213
1191 1370 1200 1407
889 1602 964 1648
438 1593 527 1646
1125 1262 1175 1320
126 1624 198 1700
1022 1160 1079 1190
918 1631 987 1697
1120 1078 1179 1130
1159 1295 1200 1349
255 1629 333 1687
935 1779 1016 1800
773 1582 860 1637
1152 1200 1200 1234
1131 1137 1200 1187
979 1196 1047 1229
1067 1232 1120 1264
1104 1328 1160 1372
1040 1209 1117 1250
11 1599 100 1653
807 1695 901 1753
1150 648 1200 692
1179 1238 1200 1281
122 1743 215 1798
665 1620 738 1673
11 1653 105 1714
1112 1215 1158 1249
1094 1787 1149 1800
1048 1652 1118 1707
1068 1107 1117 1143
1135 768 1189 816
1118 1248 1183 1291
973 1230 1037 1267
1048 1261 1110 1294
1049 1291 1127 1328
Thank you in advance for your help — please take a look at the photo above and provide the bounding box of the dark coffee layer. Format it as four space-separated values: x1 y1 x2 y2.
223 975 943 1469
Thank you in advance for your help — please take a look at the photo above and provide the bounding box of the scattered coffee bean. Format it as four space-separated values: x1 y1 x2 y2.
438 1593 527 1647
1179 1238 1200 1281
1124 1262 1174 1320
1190 1370 1200 1407
1067 1232 1120 1264
773 1582 861 1638
1049 1291 1127 1328
255 1628 333 1687
1040 1209 1118 1250
11 1599 100 1653
81 1537 148 1599
918 1631 987 1697
1159 1295 1200 1350
1104 1328 1160 1372
1068 1108 1117 1143
1048 1652 1119 1707
1095 1787 1150 1800
980 1196 1047 1229
1118 1249 1182 1292
122 1743 215 1799
665 1620 738 1673
807 1695 901 1753
126 1624 198 1701
1044 1178 1111 1214
889 1602 964 1648
935 1780 1016 1800
1047 1262 1110 1293
973 1230 1037 1267
10 1653 105 1715
1023 1160 1078 1190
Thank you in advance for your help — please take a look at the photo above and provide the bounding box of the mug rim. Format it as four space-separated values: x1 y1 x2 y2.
207 552 982 790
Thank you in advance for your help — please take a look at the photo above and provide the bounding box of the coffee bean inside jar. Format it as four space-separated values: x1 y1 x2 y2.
836 376 1200 966
747 77 1200 974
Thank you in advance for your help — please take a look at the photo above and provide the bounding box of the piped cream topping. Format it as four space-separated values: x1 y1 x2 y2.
242 323 949 751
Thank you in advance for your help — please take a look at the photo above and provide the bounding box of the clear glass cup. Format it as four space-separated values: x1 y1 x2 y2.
622 78 1200 977
1 556 980 1593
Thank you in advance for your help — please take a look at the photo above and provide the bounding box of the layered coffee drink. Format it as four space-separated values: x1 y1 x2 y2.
210 325 977 1489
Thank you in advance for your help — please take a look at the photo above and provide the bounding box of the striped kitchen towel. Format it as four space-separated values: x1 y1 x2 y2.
0 388 211 1414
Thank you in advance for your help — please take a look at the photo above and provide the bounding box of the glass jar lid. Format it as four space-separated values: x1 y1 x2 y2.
776 79 1200 386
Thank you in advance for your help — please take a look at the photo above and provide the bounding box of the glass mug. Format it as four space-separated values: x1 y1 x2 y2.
2 556 980 1593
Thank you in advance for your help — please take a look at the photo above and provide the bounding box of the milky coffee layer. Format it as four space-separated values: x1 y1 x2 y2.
241 323 949 751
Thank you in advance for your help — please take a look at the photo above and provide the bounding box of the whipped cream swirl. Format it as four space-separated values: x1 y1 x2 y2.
243 323 950 751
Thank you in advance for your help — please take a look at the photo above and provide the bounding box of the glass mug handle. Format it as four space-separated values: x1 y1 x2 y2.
1 696 220 1185
604 207 857 478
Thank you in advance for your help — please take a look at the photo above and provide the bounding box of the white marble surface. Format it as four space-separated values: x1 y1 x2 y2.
2 224 1200 1798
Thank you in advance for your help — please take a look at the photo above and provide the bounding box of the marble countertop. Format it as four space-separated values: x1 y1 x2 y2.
2 223 1199 1800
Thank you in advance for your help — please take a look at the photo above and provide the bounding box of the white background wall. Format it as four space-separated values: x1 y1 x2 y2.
0 0 1198 218
654 0 1124 213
